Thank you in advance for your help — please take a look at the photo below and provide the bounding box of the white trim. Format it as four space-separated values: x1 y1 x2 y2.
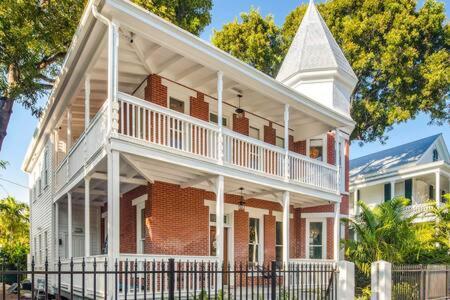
135 202 145 254
305 218 327 260
203 199 270 217
131 194 147 206
301 212 348 219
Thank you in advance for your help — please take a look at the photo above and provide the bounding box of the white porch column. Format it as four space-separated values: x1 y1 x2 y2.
66 107 72 149
353 189 358 215
108 22 119 134
215 175 225 264
334 202 341 260
67 192 73 258
282 191 290 264
217 71 224 165
390 181 395 199
107 150 120 261
84 75 91 129
335 130 341 192
435 170 441 207
54 202 59 260
84 176 91 257
283 104 290 181
338 261 355 300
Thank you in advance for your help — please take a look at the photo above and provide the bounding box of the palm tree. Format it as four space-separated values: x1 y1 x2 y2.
343 197 417 276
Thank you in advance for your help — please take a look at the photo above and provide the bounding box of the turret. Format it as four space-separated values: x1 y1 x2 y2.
276 0 358 116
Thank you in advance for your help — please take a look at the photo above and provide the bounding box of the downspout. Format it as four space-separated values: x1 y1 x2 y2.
92 5 111 26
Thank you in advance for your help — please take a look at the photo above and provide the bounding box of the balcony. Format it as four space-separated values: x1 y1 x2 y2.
54 92 338 197
116 92 338 193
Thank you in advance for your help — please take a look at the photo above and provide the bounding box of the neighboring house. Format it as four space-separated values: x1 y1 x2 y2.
350 134 450 222
22 0 357 295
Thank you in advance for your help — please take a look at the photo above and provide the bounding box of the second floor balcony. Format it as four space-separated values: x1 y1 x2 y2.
55 91 339 196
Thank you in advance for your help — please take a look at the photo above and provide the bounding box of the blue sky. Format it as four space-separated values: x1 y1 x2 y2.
0 0 448 203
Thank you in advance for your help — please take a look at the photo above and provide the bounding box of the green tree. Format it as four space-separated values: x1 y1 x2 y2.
0 197 29 269
212 8 283 77
0 0 213 151
214 0 449 143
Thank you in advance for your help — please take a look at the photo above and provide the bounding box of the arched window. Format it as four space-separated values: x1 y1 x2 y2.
432 149 439 162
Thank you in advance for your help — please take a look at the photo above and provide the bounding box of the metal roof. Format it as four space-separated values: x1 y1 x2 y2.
350 134 441 179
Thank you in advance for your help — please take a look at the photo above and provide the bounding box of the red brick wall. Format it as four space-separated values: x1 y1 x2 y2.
327 132 335 165
264 122 276 145
233 113 249 136
234 209 249 264
144 74 168 107
326 218 334 259
264 214 276 262
301 204 334 213
190 92 209 121
299 218 306 258
144 181 209 255
120 185 148 253
292 140 306 155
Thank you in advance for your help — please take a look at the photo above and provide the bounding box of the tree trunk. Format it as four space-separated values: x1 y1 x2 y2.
0 64 17 151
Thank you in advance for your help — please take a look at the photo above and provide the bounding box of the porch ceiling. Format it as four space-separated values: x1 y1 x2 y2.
68 29 332 142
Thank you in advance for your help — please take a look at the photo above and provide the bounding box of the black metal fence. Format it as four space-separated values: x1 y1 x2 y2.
1 257 339 299
392 264 450 300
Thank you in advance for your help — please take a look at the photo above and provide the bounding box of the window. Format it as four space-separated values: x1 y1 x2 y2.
275 222 283 262
169 97 185 113
405 179 412 200
276 137 284 148
44 231 48 261
209 113 227 127
432 149 439 162
384 183 391 202
34 237 37 262
38 234 42 265
309 222 324 259
43 150 49 188
249 127 260 140
169 98 184 149
309 139 323 161
139 207 145 253
248 218 260 266
429 185 434 200
249 127 260 169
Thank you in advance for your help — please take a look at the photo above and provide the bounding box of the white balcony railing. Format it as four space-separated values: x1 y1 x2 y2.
54 102 108 192
403 203 434 218
55 93 339 194
118 93 219 161
223 128 286 178
289 152 338 192
116 92 339 193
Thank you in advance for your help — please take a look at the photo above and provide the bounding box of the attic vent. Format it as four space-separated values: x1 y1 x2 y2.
432 149 439 162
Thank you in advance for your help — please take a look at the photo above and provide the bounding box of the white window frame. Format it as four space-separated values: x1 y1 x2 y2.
306 135 328 162
275 221 283 262
43 149 49 188
306 218 327 260
44 231 48 261
248 217 262 266
209 112 229 128
132 195 147 254
38 234 43 265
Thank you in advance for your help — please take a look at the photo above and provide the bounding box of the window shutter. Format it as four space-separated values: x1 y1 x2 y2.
384 183 391 202
405 179 412 200
429 185 434 200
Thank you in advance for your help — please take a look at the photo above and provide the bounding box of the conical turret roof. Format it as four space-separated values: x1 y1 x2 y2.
276 0 357 83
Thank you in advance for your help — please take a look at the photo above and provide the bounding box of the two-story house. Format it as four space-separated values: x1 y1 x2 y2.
22 0 357 296
350 134 450 222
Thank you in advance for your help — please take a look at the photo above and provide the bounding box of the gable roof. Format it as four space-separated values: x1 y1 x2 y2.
276 0 357 83
350 134 442 179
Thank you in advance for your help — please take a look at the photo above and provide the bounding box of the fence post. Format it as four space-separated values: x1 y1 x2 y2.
337 260 355 300
271 261 277 300
371 260 391 300
168 258 175 300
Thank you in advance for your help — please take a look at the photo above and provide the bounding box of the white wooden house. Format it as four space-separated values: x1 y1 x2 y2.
22 0 357 296
350 134 450 222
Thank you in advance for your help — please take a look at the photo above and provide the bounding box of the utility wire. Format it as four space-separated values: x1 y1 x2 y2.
0 177 28 189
